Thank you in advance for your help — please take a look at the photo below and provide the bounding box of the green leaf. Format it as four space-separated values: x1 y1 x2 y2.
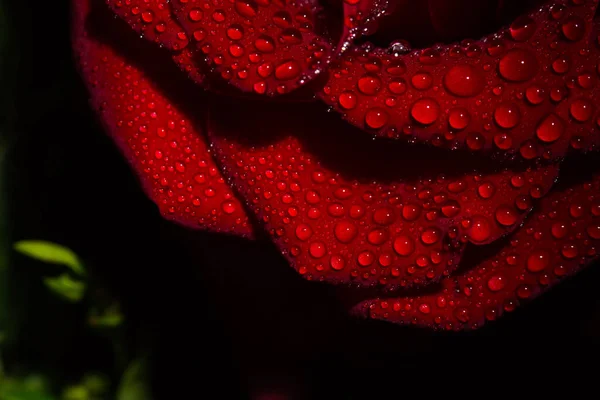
116 359 152 400
14 241 85 277
42 274 85 303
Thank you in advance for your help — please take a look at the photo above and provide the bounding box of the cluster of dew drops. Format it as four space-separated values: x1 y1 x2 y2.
325 0 599 159
132 0 331 95
369 184 600 328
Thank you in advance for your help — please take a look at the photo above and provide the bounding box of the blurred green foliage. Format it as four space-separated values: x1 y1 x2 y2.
14 242 85 277
0 242 138 399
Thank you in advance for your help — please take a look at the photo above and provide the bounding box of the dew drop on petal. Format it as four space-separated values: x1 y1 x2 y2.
443 65 484 97
527 250 550 272
411 98 440 125
536 113 564 143
498 49 538 82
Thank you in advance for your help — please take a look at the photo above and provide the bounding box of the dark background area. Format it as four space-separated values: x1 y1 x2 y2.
2 0 600 398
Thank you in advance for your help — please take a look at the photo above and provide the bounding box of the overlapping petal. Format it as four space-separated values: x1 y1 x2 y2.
74 0 252 236
73 0 600 330
207 97 558 288
354 159 600 330
107 0 336 95
322 0 599 159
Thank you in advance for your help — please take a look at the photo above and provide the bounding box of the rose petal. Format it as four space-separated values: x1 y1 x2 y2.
74 0 252 236
207 96 558 289
322 0 600 159
169 0 334 96
105 0 189 50
354 156 600 329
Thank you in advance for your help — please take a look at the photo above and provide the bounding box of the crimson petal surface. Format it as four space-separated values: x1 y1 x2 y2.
74 0 252 236
170 0 334 96
322 0 600 160
355 159 600 330
208 97 558 289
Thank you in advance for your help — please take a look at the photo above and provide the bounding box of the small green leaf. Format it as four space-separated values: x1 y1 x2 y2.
14 241 85 276
42 274 85 303
116 359 152 400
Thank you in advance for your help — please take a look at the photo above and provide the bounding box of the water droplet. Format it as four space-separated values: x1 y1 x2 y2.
525 86 545 105
411 72 433 90
562 15 585 41
330 255 345 271
419 48 440 65
494 103 521 129
516 284 532 299
411 98 440 125
467 215 492 243
388 78 407 94
357 74 382 95
477 182 495 199
275 60 300 80
255 35 275 53
367 229 387 245
227 25 244 40
309 241 326 258
401 203 421 221
281 28 303 44
192 29 206 41
420 227 441 245
295 223 312 241
141 10 154 23
334 221 358 243
443 64 484 97
273 11 292 28
519 140 538 159
229 44 244 57
550 4 566 19
339 91 357 110
587 223 600 239
561 243 578 259
499 49 538 82
257 62 273 78
373 207 395 225
393 235 415 256
235 0 258 18
495 205 518 226
552 56 570 74
221 201 236 214
536 113 564 143
441 200 461 217
365 108 389 129
466 132 485 150
189 8 203 22
570 98 594 122
527 250 549 272
448 108 470 130
357 251 374 267
386 59 407 75
494 133 513 150
510 16 536 41
212 9 226 22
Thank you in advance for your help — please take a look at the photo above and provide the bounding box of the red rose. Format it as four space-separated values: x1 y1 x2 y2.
72 0 600 330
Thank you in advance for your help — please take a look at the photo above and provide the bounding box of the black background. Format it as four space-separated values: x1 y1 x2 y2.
4 0 600 398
